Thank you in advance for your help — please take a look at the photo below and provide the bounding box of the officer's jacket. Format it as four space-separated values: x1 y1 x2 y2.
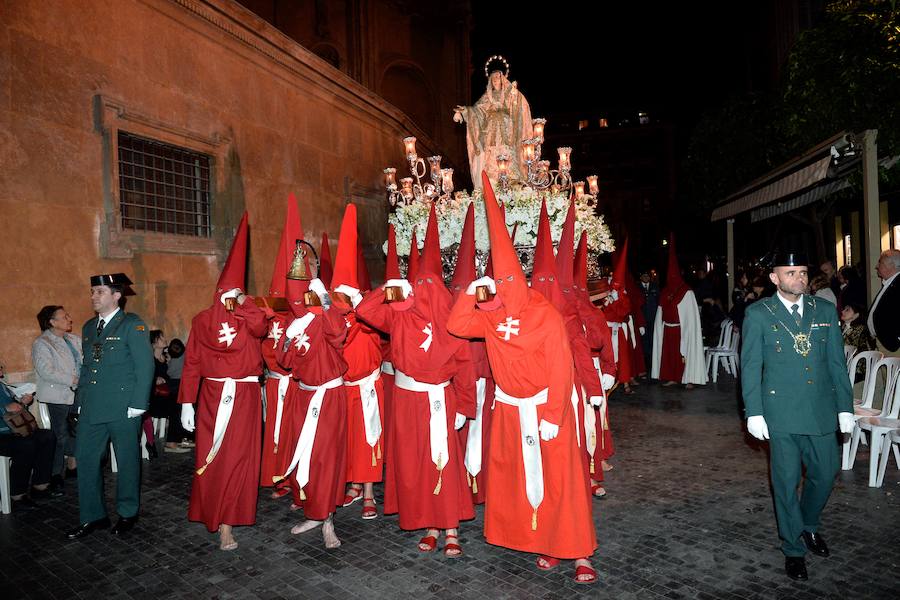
741 294 853 435
77 310 154 424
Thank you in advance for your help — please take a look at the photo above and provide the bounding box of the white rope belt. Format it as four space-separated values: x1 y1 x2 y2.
394 369 450 494
381 360 395 375
345 367 383 448
663 321 681 328
464 377 487 484
275 375 344 492
494 385 548 529
267 371 291 450
196 375 260 475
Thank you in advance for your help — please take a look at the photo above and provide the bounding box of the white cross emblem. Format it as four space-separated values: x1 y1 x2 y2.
294 332 311 355
496 317 520 341
217 322 238 347
420 322 433 352
268 321 284 344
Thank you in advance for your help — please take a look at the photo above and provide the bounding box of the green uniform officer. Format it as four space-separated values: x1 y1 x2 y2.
741 252 854 581
66 273 154 539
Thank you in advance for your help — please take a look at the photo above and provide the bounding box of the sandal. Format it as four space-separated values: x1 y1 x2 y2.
361 497 377 520
342 485 363 507
590 484 607 498
271 486 290 499
444 534 462 558
601 461 614 472
417 534 438 552
574 564 598 584
536 555 560 570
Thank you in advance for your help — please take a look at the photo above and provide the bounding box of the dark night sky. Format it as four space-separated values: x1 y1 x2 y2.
469 2 769 138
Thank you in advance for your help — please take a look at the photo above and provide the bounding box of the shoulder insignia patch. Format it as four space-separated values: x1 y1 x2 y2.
135 325 145 331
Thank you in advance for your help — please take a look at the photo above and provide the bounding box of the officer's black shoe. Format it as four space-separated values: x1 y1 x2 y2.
30 486 63 500
785 556 808 581
111 515 138 535
65 467 78 479
50 474 65 490
66 517 111 539
801 531 829 557
12 496 41 512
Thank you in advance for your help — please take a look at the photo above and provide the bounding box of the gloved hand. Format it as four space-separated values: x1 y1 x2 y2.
454 413 467 430
601 374 615 391
181 403 196 433
639 326 646 336
285 313 314 340
334 284 363 308
608 289 619 302
746 415 770 440
220 288 242 305
589 395 605 409
126 407 146 419
308 278 328 303
538 419 559 441
838 412 855 434
466 276 497 296
384 278 413 298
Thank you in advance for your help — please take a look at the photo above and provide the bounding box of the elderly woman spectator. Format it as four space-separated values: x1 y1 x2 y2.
810 273 838 307
31 305 81 490
1 362 60 510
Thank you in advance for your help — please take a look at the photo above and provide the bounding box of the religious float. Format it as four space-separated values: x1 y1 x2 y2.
381 55 614 281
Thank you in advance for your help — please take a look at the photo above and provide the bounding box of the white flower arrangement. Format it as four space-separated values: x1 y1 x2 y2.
385 186 615 257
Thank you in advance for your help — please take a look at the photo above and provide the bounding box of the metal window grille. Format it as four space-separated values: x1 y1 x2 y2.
118 131 211 237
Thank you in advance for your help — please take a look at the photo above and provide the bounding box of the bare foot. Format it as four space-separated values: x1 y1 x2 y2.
290 519 323 535
322 515 341 549
219 524 238 551
685 383 695 390
661 380 677 387
601 460 613 472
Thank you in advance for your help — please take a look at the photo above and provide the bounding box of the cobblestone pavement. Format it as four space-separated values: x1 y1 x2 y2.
2 375 899 599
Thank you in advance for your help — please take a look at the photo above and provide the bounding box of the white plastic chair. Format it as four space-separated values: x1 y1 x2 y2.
0 455 11 514
848 350 882 406
875 428 900 487
849 363 900 486
706 324 739 383
842 351 887 468
705 319 732 353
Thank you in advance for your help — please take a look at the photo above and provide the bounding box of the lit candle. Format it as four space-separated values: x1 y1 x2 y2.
538 160 550 177
532 118 546 143
497 153 510 176
428 156 442 181
522 140 536 163
403 136 417 161
574 181 585 199
384 167 397 189
400 177 414 200
587 175 598 196
441 168 454 193
557 146 572 172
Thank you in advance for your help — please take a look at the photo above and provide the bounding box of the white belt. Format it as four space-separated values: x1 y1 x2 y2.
276 375 344 490
267 372 291 450
381 360 395 375
494 385 548 529
626 315 637 349
663 321 680 328
591 357 609 434
345 367 383 448
583 385 598 471
464 378 487 482
197 375 260 475
607 321 630 362
394 369 450 494
570 385 581 448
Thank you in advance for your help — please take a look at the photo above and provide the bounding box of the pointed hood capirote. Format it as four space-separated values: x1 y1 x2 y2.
530 198 567 310
556 197 577 290
450 202 476 297
268 194 304 298
664 233 686 292
482 171 529 315
611 237 629 290
406 228 421 281
319 231 334 289
574 231 590 293
419 202 443 279
385 224 401 281
217 211 250 295
330 204 360 291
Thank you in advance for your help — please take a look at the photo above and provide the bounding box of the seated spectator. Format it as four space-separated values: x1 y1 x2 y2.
841 302 875 384
1 362 61 510
810 273 838 307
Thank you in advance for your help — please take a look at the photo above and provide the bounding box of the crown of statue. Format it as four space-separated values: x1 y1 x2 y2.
484 55 510 78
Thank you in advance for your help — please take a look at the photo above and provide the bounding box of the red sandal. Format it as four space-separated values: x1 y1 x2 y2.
574 565 598 584
444 534 462 558
590 484 607 498
417 534 438 552
536 555 560 570
361 497 377 520
342 485 363 507
270 486 290 499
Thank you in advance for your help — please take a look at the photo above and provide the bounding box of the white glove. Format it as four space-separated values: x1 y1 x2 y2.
589 395 605 409
308 278 328 303
454 413 467 430
746 415 770 440
334 284 363 308
639 326 646 336
181 403 196 433
608 289 619 302
466 276 497 296
126 407 146 419
600 374 615 391
219 288 242 305
539 419 559 441
285 313 315 340
838 412 855 434
384 278 413 298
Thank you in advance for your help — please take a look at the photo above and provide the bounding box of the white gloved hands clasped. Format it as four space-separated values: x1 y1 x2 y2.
384 278 413 298
126 407 146 419
181 403 196 433
333 284 363 308
454 413 467 430
746 415 770 440
466 276 496 296
589 395 605 409
838 412 855 434
538 419 559 441
600 374 616 391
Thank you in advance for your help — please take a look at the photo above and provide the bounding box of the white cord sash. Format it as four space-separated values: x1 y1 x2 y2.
345 367 383 447
197 375 260 475
464 377 487 480
393 369 450 494
381 360 395 375
267 371 291 450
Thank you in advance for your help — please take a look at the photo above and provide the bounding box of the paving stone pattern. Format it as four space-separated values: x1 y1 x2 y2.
2 375 898 599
